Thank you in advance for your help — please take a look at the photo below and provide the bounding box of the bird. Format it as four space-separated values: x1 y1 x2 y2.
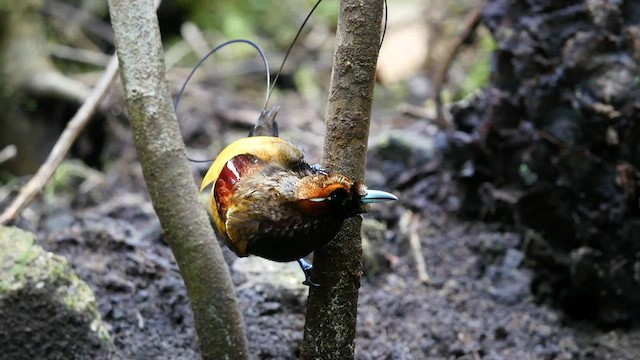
200 109 397 286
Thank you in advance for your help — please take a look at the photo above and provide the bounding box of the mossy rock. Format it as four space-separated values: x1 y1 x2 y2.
0 225 111 359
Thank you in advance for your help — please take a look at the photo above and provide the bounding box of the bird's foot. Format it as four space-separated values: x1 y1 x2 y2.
297 258 320 287
309 163 327 175
302 277 320 287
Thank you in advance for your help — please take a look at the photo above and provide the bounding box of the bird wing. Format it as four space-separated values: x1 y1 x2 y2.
223 205 261 257
223 185 280 257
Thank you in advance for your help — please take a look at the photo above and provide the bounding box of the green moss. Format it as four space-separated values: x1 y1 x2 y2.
0 225 37 292
0 226 112 348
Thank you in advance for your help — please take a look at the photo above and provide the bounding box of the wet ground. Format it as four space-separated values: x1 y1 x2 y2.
6 89 637 359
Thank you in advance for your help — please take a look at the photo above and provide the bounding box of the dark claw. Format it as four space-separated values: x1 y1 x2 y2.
302 277 320 287
297 258 320 287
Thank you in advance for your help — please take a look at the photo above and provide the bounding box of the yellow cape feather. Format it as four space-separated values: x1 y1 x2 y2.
200 136 304 193
200 136 305 255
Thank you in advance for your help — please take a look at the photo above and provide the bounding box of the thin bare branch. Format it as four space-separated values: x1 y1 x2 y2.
26 70 91 104
433 2 484 129
51 44 112 67
0 55 118 225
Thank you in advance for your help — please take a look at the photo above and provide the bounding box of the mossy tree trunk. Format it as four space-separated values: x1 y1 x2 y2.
300 0 384 358
107 1 249 358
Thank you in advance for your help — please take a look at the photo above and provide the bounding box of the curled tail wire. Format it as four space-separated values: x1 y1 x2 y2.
176 0 388 163
174 39 271 115
174 39 270 163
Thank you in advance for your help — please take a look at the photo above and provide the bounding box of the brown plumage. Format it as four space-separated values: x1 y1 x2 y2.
201 135 397 285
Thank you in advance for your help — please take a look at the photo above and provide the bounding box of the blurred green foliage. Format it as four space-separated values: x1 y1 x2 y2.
457 33 495 100
44 160 100 198
179 0 338 49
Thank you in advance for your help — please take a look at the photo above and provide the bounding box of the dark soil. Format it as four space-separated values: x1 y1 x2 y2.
2 88 635 359
448 0 640 326
4 0 640 353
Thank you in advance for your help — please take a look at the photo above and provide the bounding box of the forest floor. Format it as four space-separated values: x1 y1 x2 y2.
1 0 638 358
5 80 639 359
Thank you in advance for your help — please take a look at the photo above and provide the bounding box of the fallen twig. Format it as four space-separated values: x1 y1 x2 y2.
400 211 431 284
51 44 112 67
27 70 91 105
181 22 213 64
45 0 115 45
0 55 119 225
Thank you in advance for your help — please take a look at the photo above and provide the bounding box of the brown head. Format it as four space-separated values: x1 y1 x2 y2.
294 173 396 219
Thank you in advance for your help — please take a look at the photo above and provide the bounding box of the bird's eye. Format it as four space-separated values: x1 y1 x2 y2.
305 187 350 204
329 188 349 203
